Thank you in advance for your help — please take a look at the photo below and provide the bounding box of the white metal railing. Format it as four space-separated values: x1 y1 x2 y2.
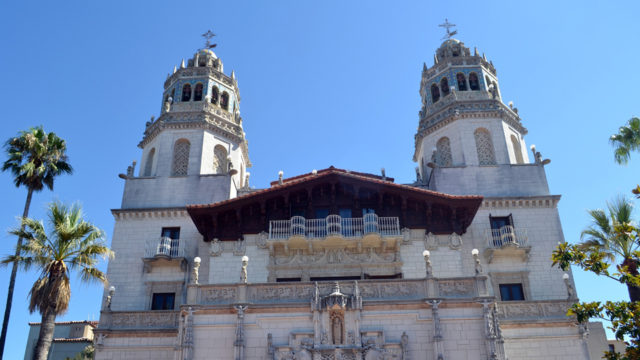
485 226 528 248
268 214 401 240
144 237 185 258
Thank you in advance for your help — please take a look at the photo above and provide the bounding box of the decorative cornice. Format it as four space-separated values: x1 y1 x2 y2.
481 195 561 209
111 207 188 220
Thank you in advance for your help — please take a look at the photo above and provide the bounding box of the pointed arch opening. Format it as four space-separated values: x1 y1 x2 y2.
213 145 228 174
172 139 190 176
143 148 155 177
194 83 203 101
181 84 192 101
440 77 450 97
430 84 440 103
469 73 480 91
456 73 467 91
211 86 219 105
436 137 453 167
220 92 230 110
474 128 496 165
511 135 524 164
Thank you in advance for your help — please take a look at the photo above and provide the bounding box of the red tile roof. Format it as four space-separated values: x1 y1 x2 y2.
188 166 481 210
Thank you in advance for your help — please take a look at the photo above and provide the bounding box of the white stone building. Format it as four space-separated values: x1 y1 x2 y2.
94 33 594 360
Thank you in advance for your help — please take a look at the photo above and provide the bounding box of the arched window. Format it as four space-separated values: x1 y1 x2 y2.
220 92 229 110
511 135 524 164
194 83 203 101
474 128 496 165
181 84 192 102
469 73 480 90
198 58 206 67
213 145 228 174
456 73 467 91
170 88 175 101
172 139 190 176
143 148 155 176
211 86 219 105
430 84 440 103
440 77 450 97
485 76 491 87
436 137 453 167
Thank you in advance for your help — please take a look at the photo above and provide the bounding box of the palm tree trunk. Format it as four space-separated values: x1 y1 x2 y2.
32 310 56 360
0 188 34 359
628 284 640 303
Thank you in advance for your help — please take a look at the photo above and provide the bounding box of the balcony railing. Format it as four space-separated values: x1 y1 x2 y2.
144 237 185 258
268 214 400 240
485 225 528 248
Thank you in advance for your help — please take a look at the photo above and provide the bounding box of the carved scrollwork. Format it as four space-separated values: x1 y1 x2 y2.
233 238 246 256
257 231 268 249
437 279 475 297
424 232 437 250
200 287 237 304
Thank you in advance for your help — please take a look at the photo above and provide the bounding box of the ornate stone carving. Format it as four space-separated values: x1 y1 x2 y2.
401 228 411 243
234 305 248 360
424 232 437 250
257 231 268 249
495 300 572 321
200 287 237 304
437 279 475 297
109 311 179 329
234 238 246 256
210 238 223 256
448 232 462 249
182 307 194 360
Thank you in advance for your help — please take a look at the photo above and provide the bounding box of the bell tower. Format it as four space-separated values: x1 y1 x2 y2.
121 39 251 208
414 22 549 197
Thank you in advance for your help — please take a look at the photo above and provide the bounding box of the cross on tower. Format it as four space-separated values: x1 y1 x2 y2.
438 19 458 40
202 30 217 49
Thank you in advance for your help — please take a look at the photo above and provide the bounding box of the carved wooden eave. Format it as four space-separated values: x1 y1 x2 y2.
413 100 526 161
187 167 483 241
138 112 252 167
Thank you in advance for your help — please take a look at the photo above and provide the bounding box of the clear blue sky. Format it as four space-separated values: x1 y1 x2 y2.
0 1 638 358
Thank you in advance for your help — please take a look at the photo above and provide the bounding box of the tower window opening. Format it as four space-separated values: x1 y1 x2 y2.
170 88 175 101
430 84 440 103
221 92 230 110
485 75 491 88
194 83 203 101
198 58 206 67
440 77 450 97
171 139 190 176
143 148 155 177
213 145 228 174
436 137 453 167
474 128 496 165
469 73 480 90
456 73 467 91
511 135 524 164
211 86 219 105
181 84 192 102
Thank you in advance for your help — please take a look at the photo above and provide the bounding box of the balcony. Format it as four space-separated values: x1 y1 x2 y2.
268 214 401 251
142 237 186 272
483 226 530 263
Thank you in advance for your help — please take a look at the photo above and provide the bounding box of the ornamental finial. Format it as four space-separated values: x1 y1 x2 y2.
438 19 458 41
202 30 217 49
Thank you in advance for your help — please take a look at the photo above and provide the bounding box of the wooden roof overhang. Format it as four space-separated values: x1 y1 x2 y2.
187 168 483 241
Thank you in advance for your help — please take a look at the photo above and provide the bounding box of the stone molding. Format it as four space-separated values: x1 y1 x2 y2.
481 195 561 209
111 208 188 220
496 300 573 322
102 311 180 330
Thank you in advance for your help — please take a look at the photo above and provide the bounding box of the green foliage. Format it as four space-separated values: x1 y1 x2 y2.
611 117 640 166
2 126 72 192
553 231 640 359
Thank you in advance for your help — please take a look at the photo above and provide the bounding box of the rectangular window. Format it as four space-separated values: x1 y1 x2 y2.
338 208 352 218
489 215 512 230
161 227 180 239
151 293 175 310
499 283 524 301
276 278 302 282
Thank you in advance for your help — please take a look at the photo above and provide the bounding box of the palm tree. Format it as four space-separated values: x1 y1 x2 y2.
611 116 640 165
2 202 113 360
0 126 72 357
580 196 640 302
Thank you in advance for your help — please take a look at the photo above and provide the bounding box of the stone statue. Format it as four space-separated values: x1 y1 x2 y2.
163 97 172 113
240 256 249 284
191 258 200 284
126 161 136 177
401 332 409 359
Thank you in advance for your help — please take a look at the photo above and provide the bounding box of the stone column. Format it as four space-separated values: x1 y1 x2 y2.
234 305 248 360
480 301 505 360
181 307 195 360
429 300 444 360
